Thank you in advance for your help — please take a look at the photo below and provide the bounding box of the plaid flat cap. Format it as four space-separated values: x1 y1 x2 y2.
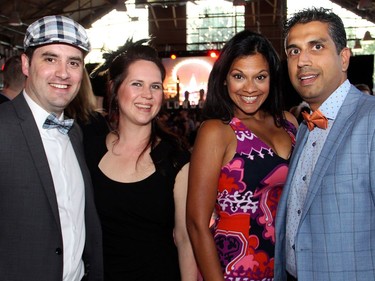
24 15 90 52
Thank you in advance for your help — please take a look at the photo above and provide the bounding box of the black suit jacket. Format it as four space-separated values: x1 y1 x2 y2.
0 92 10 104
0 94 103 281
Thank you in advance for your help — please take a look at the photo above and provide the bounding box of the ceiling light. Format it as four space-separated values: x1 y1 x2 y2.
353 39 362 49
8 11 22 26
363 31 374 41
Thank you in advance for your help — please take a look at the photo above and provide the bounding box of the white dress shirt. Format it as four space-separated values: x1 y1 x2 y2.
23 91 85 281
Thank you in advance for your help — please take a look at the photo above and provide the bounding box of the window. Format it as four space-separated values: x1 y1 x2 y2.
186 0 245 51
85 2 149 63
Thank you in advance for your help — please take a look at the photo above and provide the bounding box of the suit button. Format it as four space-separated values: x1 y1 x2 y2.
55 248 62 255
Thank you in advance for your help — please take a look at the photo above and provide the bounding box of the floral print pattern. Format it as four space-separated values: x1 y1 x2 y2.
213 117 296 281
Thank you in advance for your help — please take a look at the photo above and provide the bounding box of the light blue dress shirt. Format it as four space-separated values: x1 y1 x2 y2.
285 79 351 277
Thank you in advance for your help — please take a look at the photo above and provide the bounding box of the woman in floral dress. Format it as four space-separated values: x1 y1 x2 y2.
186 30 298 281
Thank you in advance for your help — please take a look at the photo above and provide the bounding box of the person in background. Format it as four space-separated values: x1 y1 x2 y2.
182 90 191 109
289 101 310 124
0 15 103 281
274 7 375 281
0 55 26 103
198 88 205 109
355 83 372 95
186 29 298 281
65 68 109 148
173 109 197 149
86 39 197 281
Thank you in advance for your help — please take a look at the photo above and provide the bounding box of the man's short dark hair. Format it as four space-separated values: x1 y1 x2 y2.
3 55 25 90
284 7 347 54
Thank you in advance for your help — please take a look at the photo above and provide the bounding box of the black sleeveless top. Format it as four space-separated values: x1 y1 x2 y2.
85 136 190 281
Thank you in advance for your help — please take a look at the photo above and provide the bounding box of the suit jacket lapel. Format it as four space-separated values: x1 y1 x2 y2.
68 123 82 163
70 121 98 206
68 123 90 192
12 94 61 230
301 89 359 220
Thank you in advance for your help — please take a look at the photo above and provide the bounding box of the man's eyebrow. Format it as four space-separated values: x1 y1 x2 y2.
308 38 328 45
285 37 328 50
68 55 83 62
41 51 58 57
40 51 83 62
285 43 298 50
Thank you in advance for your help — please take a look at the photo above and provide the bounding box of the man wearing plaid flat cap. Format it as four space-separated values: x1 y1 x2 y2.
0 15 103 281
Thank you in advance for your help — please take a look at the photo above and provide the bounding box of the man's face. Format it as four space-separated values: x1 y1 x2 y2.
285 21 350 110
22 44 84 115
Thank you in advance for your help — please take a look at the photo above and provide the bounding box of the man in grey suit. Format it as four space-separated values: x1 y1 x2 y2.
275 7 375 281
0 15 103 280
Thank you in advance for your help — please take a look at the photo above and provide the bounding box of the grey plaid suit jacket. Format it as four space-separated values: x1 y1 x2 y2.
275 85 375 281
0 93 103 281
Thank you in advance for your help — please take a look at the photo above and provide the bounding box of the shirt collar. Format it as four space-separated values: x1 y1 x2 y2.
319 79 350 121
23 91 66 132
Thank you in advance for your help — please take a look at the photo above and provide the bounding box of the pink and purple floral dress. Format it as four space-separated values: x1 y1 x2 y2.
213 117 296 281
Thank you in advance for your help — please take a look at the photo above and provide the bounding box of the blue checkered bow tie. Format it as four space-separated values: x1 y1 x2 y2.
43 113 74 135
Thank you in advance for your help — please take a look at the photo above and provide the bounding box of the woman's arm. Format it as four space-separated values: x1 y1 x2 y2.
186 120 231 281
174 163 199 281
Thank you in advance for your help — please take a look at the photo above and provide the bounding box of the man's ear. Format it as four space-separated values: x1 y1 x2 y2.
21 54 30 77
340 47 351 72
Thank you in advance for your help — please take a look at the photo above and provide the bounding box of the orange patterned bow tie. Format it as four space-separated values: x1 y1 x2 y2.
301 109 328 131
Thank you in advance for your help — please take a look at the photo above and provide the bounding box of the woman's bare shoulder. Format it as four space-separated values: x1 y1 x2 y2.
194 119 235 157
283 111 299 129
199 119 230 131
197 119 233 140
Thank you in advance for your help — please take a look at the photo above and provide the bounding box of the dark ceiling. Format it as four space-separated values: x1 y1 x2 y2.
0 0 374 51
0 0 115 50
331 0 375 23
